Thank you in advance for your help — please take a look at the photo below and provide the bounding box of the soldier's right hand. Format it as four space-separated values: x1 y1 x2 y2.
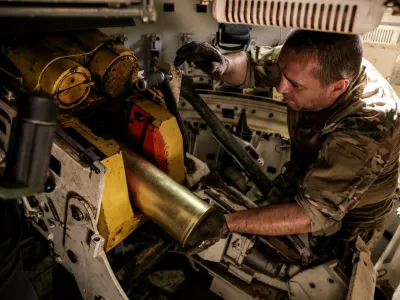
183 210 230 255
174 41 230 77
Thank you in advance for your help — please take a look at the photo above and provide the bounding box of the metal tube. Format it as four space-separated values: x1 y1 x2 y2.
244 246 282 277
180 75 271 195
0 94 57 199
136 71 165 92
122 145 213 247
0 7 143 18
5 94 58 189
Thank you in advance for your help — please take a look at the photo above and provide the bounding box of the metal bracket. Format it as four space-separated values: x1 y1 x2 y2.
179 33 193 74
56 127 102 173
147 33 162 74
245 38 257 52
89 234 105 258
225 233 255 265
62 196 128 300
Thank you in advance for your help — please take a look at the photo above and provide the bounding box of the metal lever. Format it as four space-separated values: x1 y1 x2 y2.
136 70 172 92
180 75 271 196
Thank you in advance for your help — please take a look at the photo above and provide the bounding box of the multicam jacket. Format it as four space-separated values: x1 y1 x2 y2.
243 46 400 238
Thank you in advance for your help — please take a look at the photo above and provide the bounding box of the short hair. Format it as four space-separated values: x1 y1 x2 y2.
280 29 363 86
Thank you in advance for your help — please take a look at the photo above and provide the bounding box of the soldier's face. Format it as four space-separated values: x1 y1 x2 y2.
276 52 346 111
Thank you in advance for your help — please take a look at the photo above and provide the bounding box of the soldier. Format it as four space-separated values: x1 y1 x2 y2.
175 30 400 257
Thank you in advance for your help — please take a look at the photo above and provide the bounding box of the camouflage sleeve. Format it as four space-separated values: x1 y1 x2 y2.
295 126 392 236
240 46 282 88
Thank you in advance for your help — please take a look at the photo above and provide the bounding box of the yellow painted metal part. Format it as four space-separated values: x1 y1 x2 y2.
3 37 93 109
58 114 119 157
58 114 141 252
98 152 141 252
48 63 93 109
147 88 164 103
88 43 139 98
136 100 185 183
1 30 139 109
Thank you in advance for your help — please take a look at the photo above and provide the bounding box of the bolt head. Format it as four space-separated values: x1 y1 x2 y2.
44 178 56 193
71 205 84 221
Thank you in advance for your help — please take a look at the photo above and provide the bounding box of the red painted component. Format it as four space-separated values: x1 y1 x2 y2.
128 105 152 142
143 125 169 174
127 104 169 175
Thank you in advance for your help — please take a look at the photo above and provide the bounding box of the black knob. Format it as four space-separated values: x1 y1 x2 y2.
44 178 56 193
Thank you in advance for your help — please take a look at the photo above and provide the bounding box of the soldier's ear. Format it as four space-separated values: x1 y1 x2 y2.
329 79 349 100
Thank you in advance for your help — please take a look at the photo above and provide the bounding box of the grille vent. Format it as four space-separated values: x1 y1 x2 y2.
362 25 400 46
0 100 16 152
223 0 357 33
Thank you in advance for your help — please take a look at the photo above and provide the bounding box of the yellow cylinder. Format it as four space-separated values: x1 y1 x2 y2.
88 44 138 98
4 35 71 90
63 30 139 98
122 146 212 246
3 35 92 109
40 58 92 109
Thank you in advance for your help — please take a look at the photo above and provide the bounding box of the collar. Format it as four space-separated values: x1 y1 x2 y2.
328 66 367 115
298 66 368 125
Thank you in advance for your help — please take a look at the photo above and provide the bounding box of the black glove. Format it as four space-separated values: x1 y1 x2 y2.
174 41 230 77
184 211 230 255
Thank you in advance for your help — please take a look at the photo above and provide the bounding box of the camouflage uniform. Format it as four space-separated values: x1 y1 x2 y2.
243 46 400 245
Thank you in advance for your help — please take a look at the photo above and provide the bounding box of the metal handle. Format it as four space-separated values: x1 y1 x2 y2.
180 75 271 195
136 71 172 91
1 93 58 199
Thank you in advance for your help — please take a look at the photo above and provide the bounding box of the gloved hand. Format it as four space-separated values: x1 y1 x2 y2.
174 41 230 77
184 210 230 255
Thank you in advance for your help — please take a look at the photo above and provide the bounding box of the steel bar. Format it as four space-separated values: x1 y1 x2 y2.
180 75 271 195
0 6 142 18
